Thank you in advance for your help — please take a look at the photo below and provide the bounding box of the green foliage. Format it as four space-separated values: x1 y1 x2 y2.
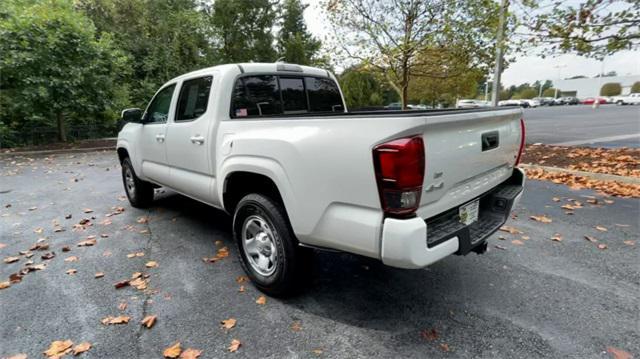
631 82 640 93
277 0 322 65
339 68 386 109
210 0 278 63
0 0 130 144
600 83 622 96
542 88 558 97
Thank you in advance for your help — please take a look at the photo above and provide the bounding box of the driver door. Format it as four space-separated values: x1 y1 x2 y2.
138 84 176 185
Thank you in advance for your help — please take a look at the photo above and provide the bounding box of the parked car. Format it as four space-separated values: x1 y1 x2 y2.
581 97 607 105
117 62 526 295
521 99 540 108
612 93 640 105
533 97 553 106
562 97 580 105
456 99 490 109
498 99 529 108
385 102 402 110
408 104 432 110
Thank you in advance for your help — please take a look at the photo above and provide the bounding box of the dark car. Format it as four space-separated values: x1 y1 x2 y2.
563 97 580 105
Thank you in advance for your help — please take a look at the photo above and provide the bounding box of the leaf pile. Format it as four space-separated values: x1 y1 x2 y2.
525 167 640 198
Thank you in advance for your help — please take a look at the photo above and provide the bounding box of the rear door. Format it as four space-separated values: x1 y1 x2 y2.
139 84 176 185
165 75 215 201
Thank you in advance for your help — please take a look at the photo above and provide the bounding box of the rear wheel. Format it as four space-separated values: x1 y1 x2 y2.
233 193 310 296
616 100 624 106
121 158 154 208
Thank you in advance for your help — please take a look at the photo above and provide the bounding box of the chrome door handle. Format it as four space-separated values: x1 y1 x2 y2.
190 135 205 145
155 134 165 143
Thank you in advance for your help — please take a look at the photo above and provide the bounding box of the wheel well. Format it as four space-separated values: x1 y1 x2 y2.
117 148 129 163
223 172 284 214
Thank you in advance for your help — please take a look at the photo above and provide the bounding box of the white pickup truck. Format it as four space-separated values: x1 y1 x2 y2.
117 63 526 295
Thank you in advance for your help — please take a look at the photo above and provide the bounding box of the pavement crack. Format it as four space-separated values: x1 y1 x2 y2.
134 208 155 357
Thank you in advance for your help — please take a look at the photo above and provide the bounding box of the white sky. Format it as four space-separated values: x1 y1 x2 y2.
302 1 640 86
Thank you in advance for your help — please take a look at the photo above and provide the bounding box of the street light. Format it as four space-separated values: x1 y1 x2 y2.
553 64 567 98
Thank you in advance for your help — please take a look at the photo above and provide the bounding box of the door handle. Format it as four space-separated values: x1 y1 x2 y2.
155 134 165 143
190 135 205 145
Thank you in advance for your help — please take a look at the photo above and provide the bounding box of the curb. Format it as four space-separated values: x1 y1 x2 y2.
520 164 640 185
0 146 115 157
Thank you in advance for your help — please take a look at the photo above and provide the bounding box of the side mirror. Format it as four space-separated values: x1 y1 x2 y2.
121 108 143 123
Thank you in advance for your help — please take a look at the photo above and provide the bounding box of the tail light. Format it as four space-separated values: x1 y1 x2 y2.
373 136 425 217
514 118 526 166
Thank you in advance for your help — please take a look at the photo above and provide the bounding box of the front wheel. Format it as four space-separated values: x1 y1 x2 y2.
616 100 624 106
121 158 154 208
233 193 311 296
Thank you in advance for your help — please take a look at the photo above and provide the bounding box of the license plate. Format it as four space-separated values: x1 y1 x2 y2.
459 199 479 225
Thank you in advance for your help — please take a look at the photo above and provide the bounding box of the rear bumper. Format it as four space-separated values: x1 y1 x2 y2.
380 168 525 269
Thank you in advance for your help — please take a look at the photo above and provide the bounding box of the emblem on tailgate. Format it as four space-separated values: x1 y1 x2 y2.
424 172 444 192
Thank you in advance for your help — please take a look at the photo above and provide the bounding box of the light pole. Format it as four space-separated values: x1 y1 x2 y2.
553 64 567 98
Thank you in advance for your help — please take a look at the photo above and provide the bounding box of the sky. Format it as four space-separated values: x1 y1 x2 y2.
302 1 640 87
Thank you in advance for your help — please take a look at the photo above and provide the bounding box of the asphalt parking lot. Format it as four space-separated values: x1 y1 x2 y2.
523 105 640 148
1 151 638 358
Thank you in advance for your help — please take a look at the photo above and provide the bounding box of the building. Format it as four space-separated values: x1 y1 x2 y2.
554 74 640 98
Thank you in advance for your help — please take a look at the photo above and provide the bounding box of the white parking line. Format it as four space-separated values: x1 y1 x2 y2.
551 133 640 146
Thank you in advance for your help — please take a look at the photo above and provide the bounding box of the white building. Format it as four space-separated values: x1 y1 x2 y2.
554 74 640 98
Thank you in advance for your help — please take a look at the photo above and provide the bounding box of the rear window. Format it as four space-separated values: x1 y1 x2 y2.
231 75 343 118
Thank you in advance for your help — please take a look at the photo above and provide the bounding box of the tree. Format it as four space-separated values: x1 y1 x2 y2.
277 0 322 65
631 82 640 93
209 0 278 63
543 88 559 97
600 83 622 96
339 68 386 109
520 0 640 58
512 88 537 99
324 0 501 109
0 0 129 143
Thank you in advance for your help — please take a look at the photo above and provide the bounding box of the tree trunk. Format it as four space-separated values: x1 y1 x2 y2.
401 85 409 110
56 111 67 142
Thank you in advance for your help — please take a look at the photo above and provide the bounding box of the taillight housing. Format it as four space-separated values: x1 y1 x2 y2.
373 136 425 217
514 118 526 166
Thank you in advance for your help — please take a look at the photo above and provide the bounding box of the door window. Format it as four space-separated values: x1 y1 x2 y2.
146 84 176 123
176 76 213 122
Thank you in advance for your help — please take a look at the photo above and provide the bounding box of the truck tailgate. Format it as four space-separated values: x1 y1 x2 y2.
417 108 522 218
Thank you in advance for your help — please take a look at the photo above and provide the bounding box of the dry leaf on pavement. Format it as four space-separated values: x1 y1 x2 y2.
44 340 73 357
530 215 552 223
597 244 608 250
145 261 158 268
3 256 20 264
420 328 438 341
73 342 92 355
221 318 237 330
228 339 241 353
499 226 522 234
623 240 635 246
101 315 130 325
0 281 10 289
77 239 96 247
584 236 598 243
95 272 105 278
114 280 130 289
66 269 77 275
291 321 302 331
511 239 524 246
163 342 182 358
236 276 248 283
256 296 266 305
64 256 78 262
4 354 27 359
551 234 563 242
179 348 202 359
439 343 450 352
607 347 633 359
595 225 608 232
141 315 157 328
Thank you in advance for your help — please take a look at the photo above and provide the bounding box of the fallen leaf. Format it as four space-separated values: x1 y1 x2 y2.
118 302 128 311
499 226 522 234
141 315 157 328
137 216 149 224
77 239 96 247
597 244 608 250
623 240 635 246
101 315 130 325
521 236 530 240
73 342 92 355
584 236 598 243
291 321 302 332
494 245 507 250
595 225 608 232
130 277 148 290
530 215 552 223
95 272 105 278
83 208 93 213
163 342 182 358
0 281 10 289
236 276 248 283
552 197 560 202
29 206 38 211
44 340 73 357
511 239 524 246
179 348 202 359
420 328 438 341
221 318 236 330
312 349 323 355
4 256 19 264
4 354 27 359
64 256 79 262
439 343 450 352
256 296 266 305
61 245 71 252
145 261 158 268
41 252 56 260
114 280 130 289
228 339 241 353
0 243 6 249
127 252 144 258
34 227 44 234
607 347 633 359
551 234 563 242
66 269 77 275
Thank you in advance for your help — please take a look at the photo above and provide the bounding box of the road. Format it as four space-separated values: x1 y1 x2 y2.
523 105 640 148
1 151 638 358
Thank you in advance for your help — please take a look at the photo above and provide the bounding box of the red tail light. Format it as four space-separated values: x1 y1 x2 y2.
373 136 425 217
514 118 526 166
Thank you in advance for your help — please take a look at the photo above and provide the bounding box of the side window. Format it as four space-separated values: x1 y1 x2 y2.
305 77 343 112
146 84 176 123
176 76 213 122
280 77 307 114
231 75 281 117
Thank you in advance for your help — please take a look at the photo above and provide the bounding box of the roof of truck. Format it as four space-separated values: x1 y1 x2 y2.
168 62 333 83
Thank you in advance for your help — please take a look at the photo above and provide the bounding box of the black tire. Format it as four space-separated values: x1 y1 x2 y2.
233 193 311 296
121 157 154 208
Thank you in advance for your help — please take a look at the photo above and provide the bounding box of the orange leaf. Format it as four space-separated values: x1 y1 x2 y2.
163 342 182 358
44 340 73 357
291 321 302 332
179 348 202 359
221 318 237 330
145 261 158 268
0 281 10 289
256 296 266 305
101 315 130 325
530 215 552 223
551 234 563 242
607 347 633 359
420 328 438 341
228 339 241 353
142 315 157 328
73 342 92 355
511 239 524 246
